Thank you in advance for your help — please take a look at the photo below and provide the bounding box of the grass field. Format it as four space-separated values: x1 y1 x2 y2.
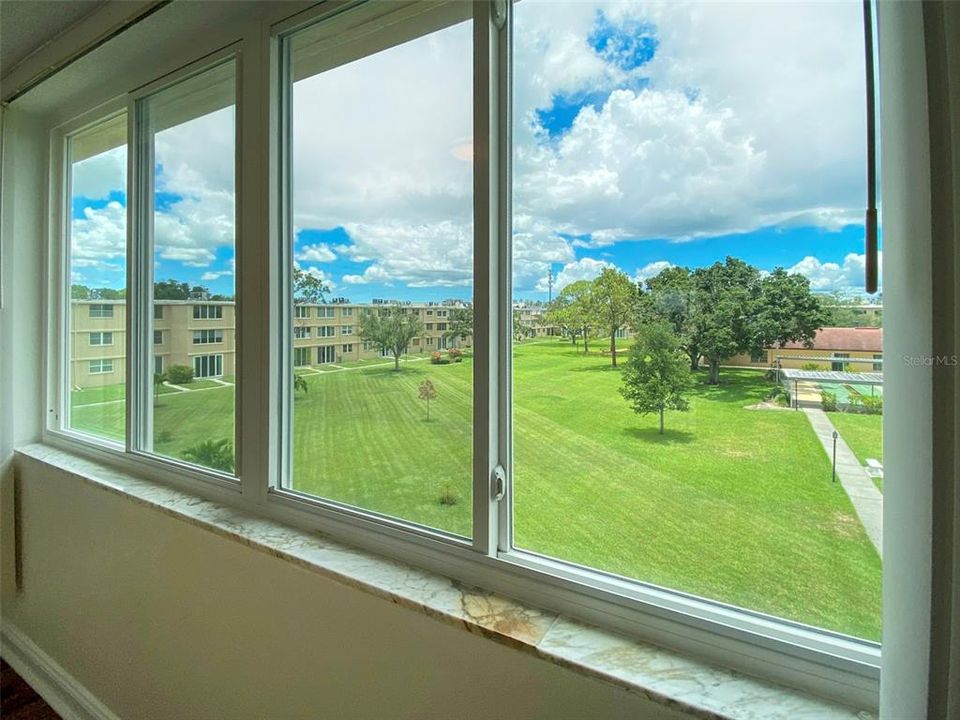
829 412 883 491
71 340 881 640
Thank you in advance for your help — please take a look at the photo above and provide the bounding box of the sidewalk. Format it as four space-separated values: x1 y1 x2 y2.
802 408 883 557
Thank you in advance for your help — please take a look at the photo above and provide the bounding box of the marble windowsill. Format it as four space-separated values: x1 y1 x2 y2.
16 443 874 720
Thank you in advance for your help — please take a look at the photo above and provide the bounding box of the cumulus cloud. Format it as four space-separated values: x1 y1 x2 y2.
201 270 233 281
539 257 614 293
295 243 337 263
71 146 125 200
633 260 674 285
70 201 126 269
787 252 879 292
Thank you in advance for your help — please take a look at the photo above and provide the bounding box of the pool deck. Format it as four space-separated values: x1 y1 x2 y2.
803 408 883 557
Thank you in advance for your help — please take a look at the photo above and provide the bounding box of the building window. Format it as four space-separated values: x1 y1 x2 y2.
154 305 164 320
295 305 310 318
832 353 851 372
154 355 164 374
89 304 114 318
193 304 224 320
153 330 163 345
318 326 336 338
873 354 882 372
317 307 336 318
294 326 311 339
193 353 224 378
341 325 353 336
437 323 447 331
341 307 353 316
193 329 224 344
293 347 311 366
89 359 114 374
342 344 353 353
316 346 336 364
89 332 114 346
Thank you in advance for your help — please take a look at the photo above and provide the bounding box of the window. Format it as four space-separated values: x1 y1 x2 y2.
436 323 447 331
317 307 336 318
193 354 224 378
510 0 881 647
154 305 164 320
316 346 336 364
341 307 353 316
193 329 224 344
142 58 237 473
341 325 353 336
193 304 224 320
342 344 353 353
153 330 163 345
873 354 883 372
154 355 164 374
293 347 311 366
293 326 311 339
88 304 115 318
66 114 127 443
317 326 336 338
833 353 851 372
89 359 114 374
295 305 310 318
425 323 434 331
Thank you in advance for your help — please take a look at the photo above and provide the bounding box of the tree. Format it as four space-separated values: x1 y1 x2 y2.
71 284 91 299
821 291 880 327
418 378 437 421
644 265 702 371
549 280 597 352
359 305 424 371
591 267 639 367
293 267 329 304
153 371 166 403
512 310 534 342
444 307 473 344
182 438 234 473
293 373 308 395
691 257 760 385
154 279 193 300
620 322 691 434
750 269 824 355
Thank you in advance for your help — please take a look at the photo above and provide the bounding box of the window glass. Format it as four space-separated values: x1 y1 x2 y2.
511 1 882 640
66 114 128 442
144 60 237 474
286 9 473 535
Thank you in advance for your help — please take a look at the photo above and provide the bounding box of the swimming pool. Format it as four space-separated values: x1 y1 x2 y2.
818 382 883 406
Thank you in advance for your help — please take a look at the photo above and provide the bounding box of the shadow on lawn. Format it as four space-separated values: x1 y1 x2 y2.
623 427 695 444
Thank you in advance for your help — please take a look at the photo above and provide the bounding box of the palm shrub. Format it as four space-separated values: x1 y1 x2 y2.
182 438 234 473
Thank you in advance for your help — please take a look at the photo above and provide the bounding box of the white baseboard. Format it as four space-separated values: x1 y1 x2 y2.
1 621 121 720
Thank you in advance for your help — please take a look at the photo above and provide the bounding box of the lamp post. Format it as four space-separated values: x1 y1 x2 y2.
832 430 839 483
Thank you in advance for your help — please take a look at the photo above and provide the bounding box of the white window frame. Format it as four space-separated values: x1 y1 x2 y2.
89 303 114 318
294 305 310 318
89 359 114 374
89 331 114 346
40 2 884 709
193 304 224 320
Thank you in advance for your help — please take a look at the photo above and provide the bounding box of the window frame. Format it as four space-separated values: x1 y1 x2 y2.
41 1 884 708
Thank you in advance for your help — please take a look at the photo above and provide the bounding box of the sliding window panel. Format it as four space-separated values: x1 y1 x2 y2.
510 1 882 642
65 114 129 443
282 5 474 537
139 59 238 474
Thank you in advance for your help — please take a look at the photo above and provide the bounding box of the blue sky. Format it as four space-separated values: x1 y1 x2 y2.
71 2 876 304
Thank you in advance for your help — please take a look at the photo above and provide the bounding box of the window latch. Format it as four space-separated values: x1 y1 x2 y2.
492 465 506 502
492 0 507 30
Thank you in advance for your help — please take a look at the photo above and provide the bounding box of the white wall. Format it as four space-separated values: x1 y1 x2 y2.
1 457 684 720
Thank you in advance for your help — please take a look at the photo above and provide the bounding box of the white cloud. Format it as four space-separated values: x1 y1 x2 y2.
200 270 233 281
633 260 673 285
539 257 614 293
71 146 125 200
787 252 880 292
295 243 337 263
70 201 126 268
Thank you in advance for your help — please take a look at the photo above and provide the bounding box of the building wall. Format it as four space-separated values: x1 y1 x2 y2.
725 349 884 372
0 457 685 720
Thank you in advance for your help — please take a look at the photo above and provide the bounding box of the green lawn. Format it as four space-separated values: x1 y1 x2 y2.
71 341 881 640
829 412 883 491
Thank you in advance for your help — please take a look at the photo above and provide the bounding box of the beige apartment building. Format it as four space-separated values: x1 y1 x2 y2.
70 299 471 388
724 327 883 372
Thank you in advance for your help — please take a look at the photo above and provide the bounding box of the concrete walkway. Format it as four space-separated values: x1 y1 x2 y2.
802 408 883 557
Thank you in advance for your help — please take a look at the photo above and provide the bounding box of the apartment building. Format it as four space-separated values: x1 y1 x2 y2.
724 327 884 372
70 299 472 388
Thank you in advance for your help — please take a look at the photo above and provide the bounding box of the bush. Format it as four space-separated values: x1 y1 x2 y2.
438 484 457 506
430 351 450 365
167 364 194 384
859 395 883 414
802 362 824 371
766 386 790 406
821 391 837 412
447 347 463 362
156 429 173 443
